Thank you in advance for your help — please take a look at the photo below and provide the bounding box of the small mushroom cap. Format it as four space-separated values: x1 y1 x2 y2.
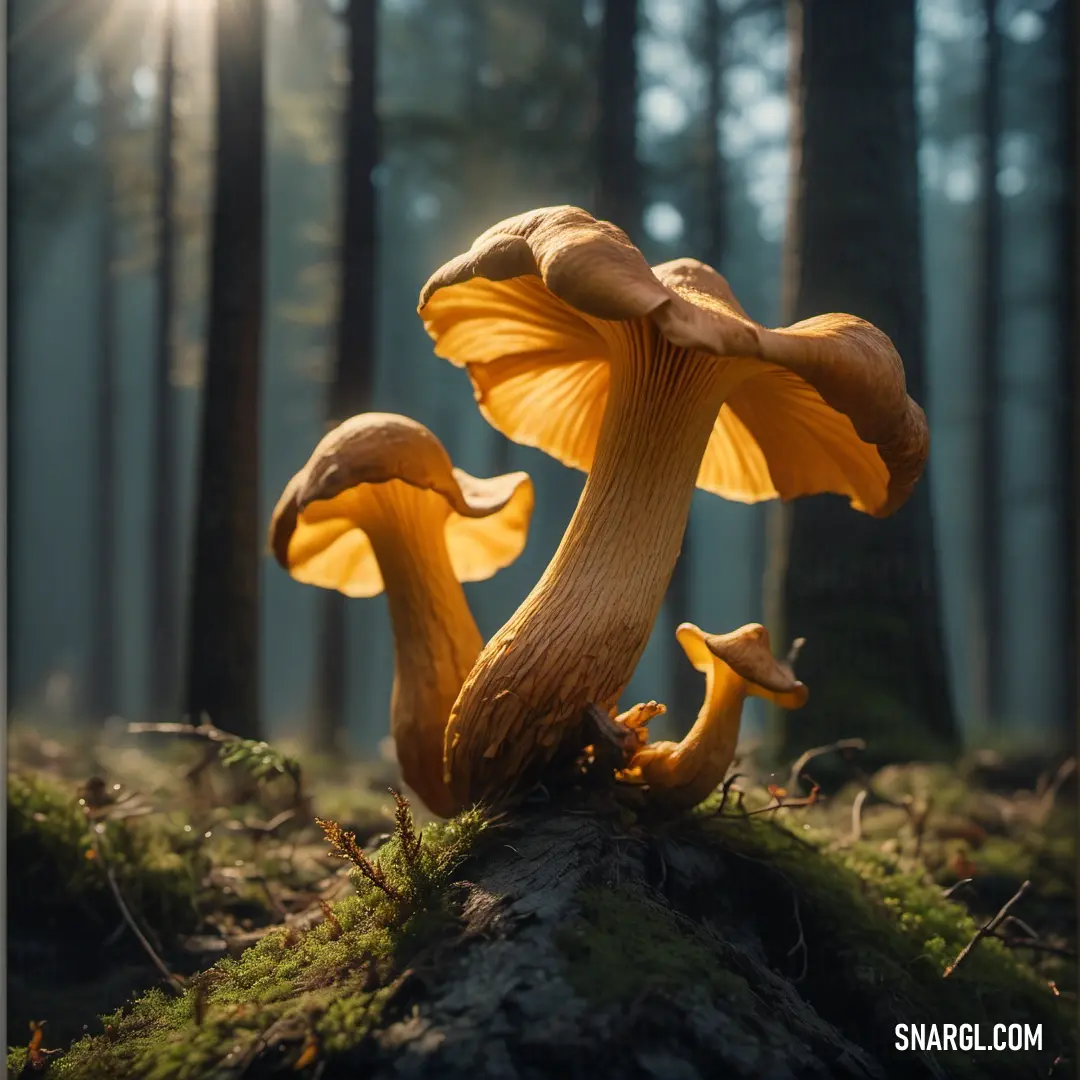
268 413 534 597
676 621 808 709
418 205 929 517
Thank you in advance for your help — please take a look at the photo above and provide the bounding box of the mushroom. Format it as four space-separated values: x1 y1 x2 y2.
268 413 534 818
618 623 808 815
418 206 929 808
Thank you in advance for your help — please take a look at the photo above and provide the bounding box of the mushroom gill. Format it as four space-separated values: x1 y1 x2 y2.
268 413 534 818
618 623 808 815
418 206 929 808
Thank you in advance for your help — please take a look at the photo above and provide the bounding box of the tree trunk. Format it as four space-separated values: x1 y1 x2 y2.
88 51 118 722
775 0 957 769
311 0 379 757
184 0 265 739
596 0 641 236
148 0 179 723
975 0 1003 737
345 811 889 1079
1056 0 1078 753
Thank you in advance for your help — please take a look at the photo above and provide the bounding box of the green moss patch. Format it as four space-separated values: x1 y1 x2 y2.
28 808 486 1079
687 809 1075 1079
7 770 206 963
557 886 753 1009
7 752 1075 1080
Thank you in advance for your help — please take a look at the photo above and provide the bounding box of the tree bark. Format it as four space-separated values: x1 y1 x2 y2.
184 0 265 739
775 0 957 767
284 806 973 1080
1056 0 1078 753
311 0 379 757
88 47 118 721
148 0 179 722
359 813 885 1078
975 0 1003 736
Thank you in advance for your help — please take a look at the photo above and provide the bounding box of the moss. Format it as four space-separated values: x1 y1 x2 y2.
6 1047 29 1078
44 807 487 1079
689 809 1075 1079
16 759 1074 1079
558 886 754 1009
8 771 205 934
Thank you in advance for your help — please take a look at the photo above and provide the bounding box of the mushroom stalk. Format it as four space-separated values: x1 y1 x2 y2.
366 486 483 819
445 324 750 803
628 664 747 813
269 412 534 818
620 623 807 815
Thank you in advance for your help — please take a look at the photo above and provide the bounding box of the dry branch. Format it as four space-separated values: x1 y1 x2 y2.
943 879 1031 978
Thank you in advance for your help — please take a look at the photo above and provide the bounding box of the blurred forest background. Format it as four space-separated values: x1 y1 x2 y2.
6 0 1076 763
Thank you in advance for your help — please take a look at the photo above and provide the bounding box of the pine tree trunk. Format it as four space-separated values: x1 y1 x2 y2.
311 0 379 756
184 0 265 739
89 53 118 722
1055 0 1078 751
775 0 957 768
148 0 179 722
975 0 1003 737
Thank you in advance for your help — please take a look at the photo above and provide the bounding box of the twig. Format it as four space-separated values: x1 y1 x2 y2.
943 879 1031 978
91 834 184 994
223 809 298 847
129 715 303 801
127 716 237 744
723 846 808 981
849 788 869 843
785 898 808 982
943 877 974 899
251 875 287 920
910 794 932 858
745 795 822 816
1037 757 1077 825
831 754 928 856
989 934 1077 961
129 717 238 789
785 637 806 668
716 773 745 815
786 738 866 794
1002 915 1042 939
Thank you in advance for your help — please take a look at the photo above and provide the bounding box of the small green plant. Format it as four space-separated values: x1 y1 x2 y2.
316 791 482 919
217 736 302 793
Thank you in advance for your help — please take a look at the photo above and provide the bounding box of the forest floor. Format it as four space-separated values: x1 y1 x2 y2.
5 719 1078 1080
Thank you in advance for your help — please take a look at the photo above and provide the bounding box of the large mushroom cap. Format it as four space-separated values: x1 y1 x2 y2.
418 206 929 517
269 412 534 597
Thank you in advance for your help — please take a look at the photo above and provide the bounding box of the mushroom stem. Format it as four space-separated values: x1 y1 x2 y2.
365 485 482 818
620 623 806 814
622 626 807 812
620 659 747 814
446 324 750 804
